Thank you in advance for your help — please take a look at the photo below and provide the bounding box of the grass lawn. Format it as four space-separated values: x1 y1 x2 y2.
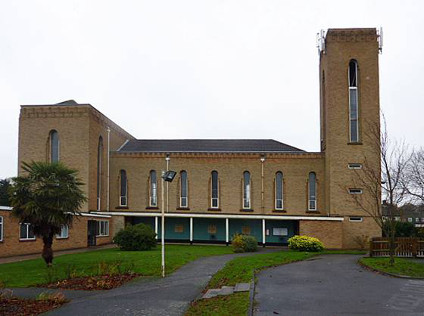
0 245 233 288
360 257 424 278
186 249 367 316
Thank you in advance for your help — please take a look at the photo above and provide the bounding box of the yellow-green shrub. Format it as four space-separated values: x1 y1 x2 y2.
232 234 258 253
288 235 324 252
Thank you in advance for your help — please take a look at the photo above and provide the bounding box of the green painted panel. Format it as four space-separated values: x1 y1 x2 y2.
229 219 262 242
164 217 190 240
265 220 297 244
193 218 226 242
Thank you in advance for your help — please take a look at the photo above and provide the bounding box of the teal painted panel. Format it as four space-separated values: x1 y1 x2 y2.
265 220 297 244
193 218 226 242
229 219 262 242
164 217 190 240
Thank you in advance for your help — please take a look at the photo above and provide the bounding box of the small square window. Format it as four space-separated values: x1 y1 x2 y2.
408 218 413 223
56 225 69 239
20 223 35 240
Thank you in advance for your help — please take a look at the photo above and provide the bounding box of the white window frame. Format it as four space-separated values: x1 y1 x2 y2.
308 172 317 211
349 217 363 222
19 223 36 241
56 224 69 239
348 60 360 143
348 163 362 170
349 188 363 194
243 171 251 209
275 172 284 210
180 171 188 208
120 170 128 207
408 218 413 223
149 170 158 207
0 216 3 242
97 220 109 237
211 171 219 209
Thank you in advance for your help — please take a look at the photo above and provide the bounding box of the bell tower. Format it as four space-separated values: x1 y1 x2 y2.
319 28 381 217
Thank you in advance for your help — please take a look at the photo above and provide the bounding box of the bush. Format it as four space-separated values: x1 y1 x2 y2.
232 234 258 253
113 223 157 251
288 235 324 252
383 221 418 237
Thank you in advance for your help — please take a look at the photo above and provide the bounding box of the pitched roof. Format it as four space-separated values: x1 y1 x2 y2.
118 139 304 153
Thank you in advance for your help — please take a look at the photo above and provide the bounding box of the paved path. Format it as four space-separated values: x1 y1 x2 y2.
254 254 424 316
34 248 275 316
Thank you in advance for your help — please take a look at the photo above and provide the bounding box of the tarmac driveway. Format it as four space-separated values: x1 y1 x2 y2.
254 255 424 316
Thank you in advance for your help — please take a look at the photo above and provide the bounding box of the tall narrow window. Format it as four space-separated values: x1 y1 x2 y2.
243 171 251 209
49 130 59 162
97 136 103 211
308 172 317 211
211 171 219 208
275 172 284 210
180 170 188 208
149 170 157 207
0 216 3 242
120 170 127 206
349 60 359 143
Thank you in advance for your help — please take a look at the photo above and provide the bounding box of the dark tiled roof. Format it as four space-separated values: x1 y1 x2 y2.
118 139 304 153
21 100 90 107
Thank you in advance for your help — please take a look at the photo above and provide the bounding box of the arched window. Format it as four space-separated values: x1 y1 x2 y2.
97 136 103 211
308 172 317 211
243 171 251 209
211 171 219 208
349 60 359 143
120 170 127 207
49 130 59 162
149 170 157 207
275 171 284 210
180 171 188 208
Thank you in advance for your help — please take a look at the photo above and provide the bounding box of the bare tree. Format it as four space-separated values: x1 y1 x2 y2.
348 116 411 265
406 149 424 204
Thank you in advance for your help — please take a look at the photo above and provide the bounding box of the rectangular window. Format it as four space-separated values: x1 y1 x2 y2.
273 227 288 236
97 220 109 237
349 188 363 194
408 218 413 223
416 218 420 223
395 217 400 221
349 217 363 222
56 225 69 239
208 225 217 234
348 163 362 170
180 171 188 208
175 224 184 233
20 223 35 240
211 171 219 208
0 216 3 242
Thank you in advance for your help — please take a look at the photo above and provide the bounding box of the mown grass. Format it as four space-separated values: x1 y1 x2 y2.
186 292 249 316
360 257 424 278
0 245 233 287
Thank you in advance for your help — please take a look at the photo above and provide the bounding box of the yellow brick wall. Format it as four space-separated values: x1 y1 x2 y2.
109 152 325 216
0 210 113 258
299 220 343 249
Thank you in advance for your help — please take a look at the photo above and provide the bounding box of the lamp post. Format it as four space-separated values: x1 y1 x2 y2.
161 168 176 278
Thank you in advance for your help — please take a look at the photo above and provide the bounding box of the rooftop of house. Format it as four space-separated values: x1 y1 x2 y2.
117 139 305 153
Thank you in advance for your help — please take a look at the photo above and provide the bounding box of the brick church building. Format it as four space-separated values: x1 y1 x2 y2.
0 28 382 257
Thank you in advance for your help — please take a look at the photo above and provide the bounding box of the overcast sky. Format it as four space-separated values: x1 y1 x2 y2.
1 0 423 178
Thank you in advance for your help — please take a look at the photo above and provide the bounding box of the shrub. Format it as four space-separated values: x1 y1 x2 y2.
232 234 258 253
288 235 324 252
113 223 157 251
383 221 418 237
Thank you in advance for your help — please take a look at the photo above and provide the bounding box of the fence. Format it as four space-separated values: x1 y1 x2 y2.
369 237 424 258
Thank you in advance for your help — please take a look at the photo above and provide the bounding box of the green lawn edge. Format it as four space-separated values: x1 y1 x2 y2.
0 245 233 288
359 257 424 278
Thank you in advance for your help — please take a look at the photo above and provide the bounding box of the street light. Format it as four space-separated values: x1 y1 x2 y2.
161 167 176 278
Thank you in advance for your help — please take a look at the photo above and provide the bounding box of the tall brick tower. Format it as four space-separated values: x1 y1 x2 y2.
319 28 382 247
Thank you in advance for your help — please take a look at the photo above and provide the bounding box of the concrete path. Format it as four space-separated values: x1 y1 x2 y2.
32 248 275 316
254 254 424 316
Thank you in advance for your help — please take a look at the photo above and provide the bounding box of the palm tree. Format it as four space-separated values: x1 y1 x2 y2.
9 161 86 266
